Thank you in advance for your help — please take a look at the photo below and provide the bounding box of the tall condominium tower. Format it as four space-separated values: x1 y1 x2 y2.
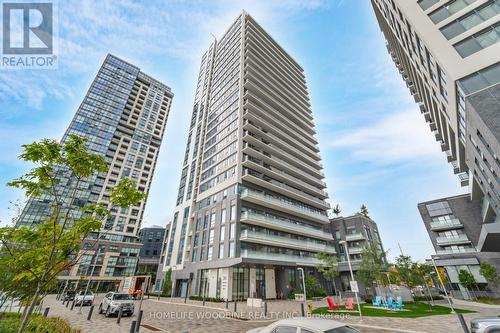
16 54 173 284
162 12 333 300
371 0 500 250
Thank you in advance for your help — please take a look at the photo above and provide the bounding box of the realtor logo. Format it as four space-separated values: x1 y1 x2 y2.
1 1 57 69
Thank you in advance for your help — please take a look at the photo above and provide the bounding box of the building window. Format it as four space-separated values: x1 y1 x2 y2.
219 243 224 258
454 22 500 57
426 201 453 216
221 208 226 225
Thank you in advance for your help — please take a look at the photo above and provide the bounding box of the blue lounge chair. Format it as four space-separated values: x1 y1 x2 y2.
393 296 404 310
372 296 382 307
381 296 389 308
387 297 395 309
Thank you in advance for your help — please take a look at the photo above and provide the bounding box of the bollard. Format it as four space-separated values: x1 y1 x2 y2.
117 307 123 324
129 321 137 333
456 313 470 333
135 310 143 332
87 305 94 321
234 300 237 312
203 297 205 306
65 300 69 308
43 307 50 317
225 298 228 309
70 300 75 311
301 303 305 317
264 301 267 318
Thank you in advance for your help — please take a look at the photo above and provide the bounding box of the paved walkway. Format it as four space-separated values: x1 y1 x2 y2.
39 295 500 333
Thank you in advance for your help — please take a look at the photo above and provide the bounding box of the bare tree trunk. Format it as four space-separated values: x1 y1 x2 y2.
17 284 41 333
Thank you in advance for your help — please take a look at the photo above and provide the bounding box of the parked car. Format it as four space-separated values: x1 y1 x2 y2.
63 290 76 302
98 292 134 317
247 318 361 333
471 316 500 333
75 291 94 306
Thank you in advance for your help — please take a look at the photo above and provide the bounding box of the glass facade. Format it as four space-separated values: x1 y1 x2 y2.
16 54 173 279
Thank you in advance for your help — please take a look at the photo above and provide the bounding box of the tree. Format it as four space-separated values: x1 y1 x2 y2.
161 268 172 297
356 242 388 295
0 135 145 333
458 269 477 299
480 262 500 287
392 255 433 289
316 252 339 294
332 204 342 217
360 204 369 218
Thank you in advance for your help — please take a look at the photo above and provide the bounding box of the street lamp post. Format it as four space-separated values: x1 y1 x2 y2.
339 240 362 321
297 267 306 314
431 256 454 313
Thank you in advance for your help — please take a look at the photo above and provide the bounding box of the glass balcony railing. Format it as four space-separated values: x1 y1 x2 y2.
436 247 477 255
240 188 329 223
241 249 320 265
347 246 364 254
430 219 463 231
345 233 365 241
240 229 336 253
241 211 332 240
436 234 470 246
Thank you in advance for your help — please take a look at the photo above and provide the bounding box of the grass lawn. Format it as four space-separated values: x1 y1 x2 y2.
312 302 475 318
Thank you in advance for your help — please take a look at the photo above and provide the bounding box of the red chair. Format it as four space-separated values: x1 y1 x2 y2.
345 297 355 310
326 297 339 311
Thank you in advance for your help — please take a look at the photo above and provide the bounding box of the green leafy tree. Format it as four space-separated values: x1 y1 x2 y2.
162 268 172 297
392 255 433 289
0 135 145 333
458 269 477 299
316 252 339 294
332 204 342 217
360 204 369 218
480 262 500 287
356 242 389 295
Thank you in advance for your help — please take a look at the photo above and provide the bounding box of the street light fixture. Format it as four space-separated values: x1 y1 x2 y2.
339 240 362 321
297 267 306 312
431 256 454 313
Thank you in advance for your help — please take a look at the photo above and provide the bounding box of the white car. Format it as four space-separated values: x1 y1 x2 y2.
74 291 94 306
99 292 135 317
471 316 500 333
247 318 361 333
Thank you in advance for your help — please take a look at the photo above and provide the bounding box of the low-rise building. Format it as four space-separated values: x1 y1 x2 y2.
418 194 500 298
136 226 167 286
330 214 387 296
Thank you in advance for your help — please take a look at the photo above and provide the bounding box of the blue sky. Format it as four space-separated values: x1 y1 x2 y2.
0 0 466 261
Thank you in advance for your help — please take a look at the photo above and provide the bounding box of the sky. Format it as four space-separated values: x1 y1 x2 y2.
0 0 467 262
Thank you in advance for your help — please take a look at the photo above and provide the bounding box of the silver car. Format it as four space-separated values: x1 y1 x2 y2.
98 292 134 317
471 316 500 333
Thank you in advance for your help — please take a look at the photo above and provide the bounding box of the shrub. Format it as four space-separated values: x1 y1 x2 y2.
0 313 81 333
189 295 224 302
412 295 443 302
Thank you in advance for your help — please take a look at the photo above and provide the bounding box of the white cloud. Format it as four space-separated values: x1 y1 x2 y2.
328 108 445 165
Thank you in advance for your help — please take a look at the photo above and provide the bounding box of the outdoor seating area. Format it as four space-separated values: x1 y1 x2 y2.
372 295 405 311
326 296 355 311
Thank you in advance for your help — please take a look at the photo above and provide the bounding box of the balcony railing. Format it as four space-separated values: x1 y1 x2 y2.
430 219 463 231
240 188 329 224
436 234 470 246
241 211 333 240
345 233 365 241
436 248 476 255
347 246 364 254
240 229 336 253
241 249 320 265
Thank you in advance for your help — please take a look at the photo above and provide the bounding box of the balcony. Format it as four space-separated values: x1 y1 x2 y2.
458 172 469 186
241 249 320 266
242 142 326 188
240 229 336 253
451 160 460 174
347 246 364 254
243 133 324 178
240 188 330 224
345 233 365 241
430 220 463 231
436 234 471 246
436 248 476 255
242 155 327 198
240 211 333 240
